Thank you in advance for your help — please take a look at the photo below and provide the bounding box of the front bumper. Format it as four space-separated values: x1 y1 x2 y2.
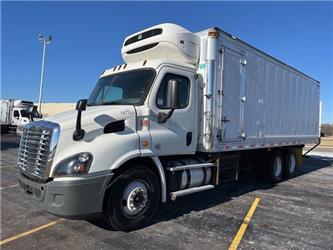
17 170 113 218
16 125 24 136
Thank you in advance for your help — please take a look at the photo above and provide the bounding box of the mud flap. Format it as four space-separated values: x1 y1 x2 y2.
295 148 303 167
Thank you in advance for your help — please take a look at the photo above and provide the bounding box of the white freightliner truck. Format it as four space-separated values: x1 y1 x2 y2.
1 100 35 133
17 23 320 231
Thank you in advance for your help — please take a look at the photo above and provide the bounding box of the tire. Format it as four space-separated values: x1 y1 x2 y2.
102 165 160 231
284 150 297 178
268 151 284 183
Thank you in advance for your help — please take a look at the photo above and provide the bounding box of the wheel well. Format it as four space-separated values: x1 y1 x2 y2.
102 157 163 212
112 157 161 179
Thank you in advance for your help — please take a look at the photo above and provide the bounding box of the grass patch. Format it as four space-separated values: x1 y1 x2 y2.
320 136 333 147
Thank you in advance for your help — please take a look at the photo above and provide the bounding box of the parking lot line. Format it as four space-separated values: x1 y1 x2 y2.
228 197 260 250
0 184 18 190
0 165 17 168
0 218 64 246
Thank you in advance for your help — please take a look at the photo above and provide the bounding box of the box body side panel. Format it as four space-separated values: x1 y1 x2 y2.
0 100 11 124
196 32 320 152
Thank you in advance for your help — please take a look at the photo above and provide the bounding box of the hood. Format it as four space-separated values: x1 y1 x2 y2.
45 105 139 173
45 105 136 132
21 118 30 123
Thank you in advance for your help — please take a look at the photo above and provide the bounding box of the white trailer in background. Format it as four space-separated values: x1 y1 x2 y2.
0 100 34 133
17 23 320 231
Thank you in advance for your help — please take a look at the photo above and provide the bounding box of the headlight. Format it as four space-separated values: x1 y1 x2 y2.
53 152 93 177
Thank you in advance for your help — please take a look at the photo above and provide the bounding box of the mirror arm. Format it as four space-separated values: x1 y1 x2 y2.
166 108 175 120
73 110 85 141
73 99 87 141
158 108 175 124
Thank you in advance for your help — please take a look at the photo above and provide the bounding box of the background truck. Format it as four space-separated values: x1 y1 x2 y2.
17 23 320 231
0 99 35 134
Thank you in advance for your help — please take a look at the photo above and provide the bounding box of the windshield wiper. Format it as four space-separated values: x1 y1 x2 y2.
101 101 123 105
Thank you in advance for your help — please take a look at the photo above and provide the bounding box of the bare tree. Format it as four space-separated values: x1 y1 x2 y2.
321 123 333 136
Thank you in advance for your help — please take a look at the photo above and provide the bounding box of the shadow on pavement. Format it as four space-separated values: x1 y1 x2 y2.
0 134 20 150
88 156 332 231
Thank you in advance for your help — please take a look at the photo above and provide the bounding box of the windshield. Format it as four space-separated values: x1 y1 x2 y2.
20 110 29 118
88 69 156 106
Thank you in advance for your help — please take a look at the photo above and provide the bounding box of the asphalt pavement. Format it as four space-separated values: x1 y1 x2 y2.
1 134 332 249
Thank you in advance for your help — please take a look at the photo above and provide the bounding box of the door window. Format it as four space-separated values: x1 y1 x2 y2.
156 73 190 109
13 110 20 119
20 110 29 118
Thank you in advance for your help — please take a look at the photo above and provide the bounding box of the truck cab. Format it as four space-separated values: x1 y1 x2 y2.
17 23 207 231
1 99 34 133
12 108 30 126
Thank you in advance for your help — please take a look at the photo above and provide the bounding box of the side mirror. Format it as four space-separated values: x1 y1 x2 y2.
158 79 181 124
73 99 87 141
166 79 180 109
27 106 34 114
76 99 87 111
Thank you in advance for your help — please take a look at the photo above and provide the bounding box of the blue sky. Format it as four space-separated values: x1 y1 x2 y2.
1 1 333 123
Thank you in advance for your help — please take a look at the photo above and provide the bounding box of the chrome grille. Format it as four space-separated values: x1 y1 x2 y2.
17 121 60 181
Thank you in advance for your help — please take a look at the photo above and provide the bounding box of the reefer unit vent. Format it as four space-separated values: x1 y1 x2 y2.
121 23 200 65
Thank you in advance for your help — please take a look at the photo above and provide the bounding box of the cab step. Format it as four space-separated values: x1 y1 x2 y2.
170 184 215 201
167 162 215 172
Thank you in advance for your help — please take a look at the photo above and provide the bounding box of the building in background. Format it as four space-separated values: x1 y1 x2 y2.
37 103 75 117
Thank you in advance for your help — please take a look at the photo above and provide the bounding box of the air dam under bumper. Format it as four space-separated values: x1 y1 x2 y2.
17 171 113 218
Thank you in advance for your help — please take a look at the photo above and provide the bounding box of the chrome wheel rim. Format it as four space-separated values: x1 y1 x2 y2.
121 180 149 216
289 154 296 173
273 156 282 177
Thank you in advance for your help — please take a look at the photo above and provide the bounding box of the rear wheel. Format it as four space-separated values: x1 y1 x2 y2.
268 151 284 183
284 150 297 178
103 165 160 231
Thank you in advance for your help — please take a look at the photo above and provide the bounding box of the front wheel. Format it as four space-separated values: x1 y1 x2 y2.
102 165 160 231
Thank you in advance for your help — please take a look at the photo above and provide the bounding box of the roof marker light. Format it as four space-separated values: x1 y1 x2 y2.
208 29 219 38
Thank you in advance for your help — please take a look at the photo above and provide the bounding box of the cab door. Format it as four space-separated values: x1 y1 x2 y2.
148 66 197 155
12 109 21 126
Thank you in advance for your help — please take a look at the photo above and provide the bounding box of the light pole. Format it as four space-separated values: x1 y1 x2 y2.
38 32 52 116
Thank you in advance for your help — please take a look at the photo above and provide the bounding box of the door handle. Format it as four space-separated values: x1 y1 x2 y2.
221 116 230 123
186 132 192 146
